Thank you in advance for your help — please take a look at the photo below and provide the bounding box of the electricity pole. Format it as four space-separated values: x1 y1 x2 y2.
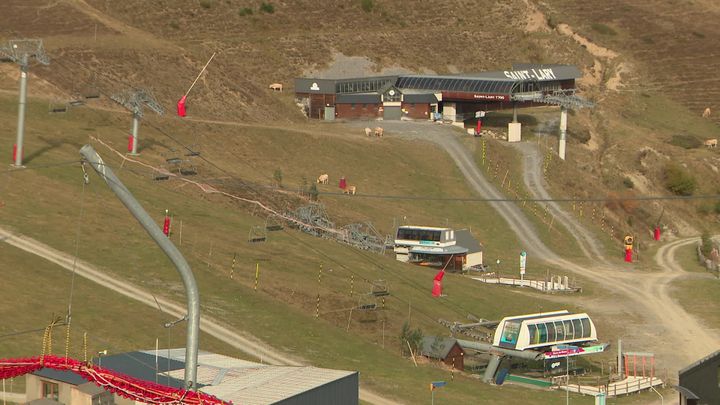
0 39 50 166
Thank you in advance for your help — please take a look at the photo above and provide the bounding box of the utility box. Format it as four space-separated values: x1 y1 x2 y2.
508 122 521 142
324 106 335 121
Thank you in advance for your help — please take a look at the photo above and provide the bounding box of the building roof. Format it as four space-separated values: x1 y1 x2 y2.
76 382 107 396
33 367 88 386
674 385 700 399
420 336 462 360
455 229 483 254
679 350 720 377
335 93 382 103
32 351 186 389
296 64 580 97
145 349 357 405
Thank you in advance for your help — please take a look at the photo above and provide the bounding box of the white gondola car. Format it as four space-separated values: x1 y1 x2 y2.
492 310 597 351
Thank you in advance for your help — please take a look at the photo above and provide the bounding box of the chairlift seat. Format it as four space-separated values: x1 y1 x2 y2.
166 157 182 165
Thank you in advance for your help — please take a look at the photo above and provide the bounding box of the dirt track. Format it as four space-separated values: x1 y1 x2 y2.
0 226 397 405
347 120 720 372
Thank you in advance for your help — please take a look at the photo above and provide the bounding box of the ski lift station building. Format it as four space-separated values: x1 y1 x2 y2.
393 226 483 271
294 63 584 121
493 310 598 351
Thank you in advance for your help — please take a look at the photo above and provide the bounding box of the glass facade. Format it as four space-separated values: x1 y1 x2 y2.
527 316 593 346
396 76 515 94
396 228 442 242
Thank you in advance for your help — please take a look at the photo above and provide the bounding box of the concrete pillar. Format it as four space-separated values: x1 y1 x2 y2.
559 107 567 160
483 354 503 383
443 102 457 122
618 339 623 378
14 56 29 167
130 113 140 155
512 102 518 123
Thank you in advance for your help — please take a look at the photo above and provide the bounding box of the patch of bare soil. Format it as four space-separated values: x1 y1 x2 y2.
522 0 551 33
303 51 432 79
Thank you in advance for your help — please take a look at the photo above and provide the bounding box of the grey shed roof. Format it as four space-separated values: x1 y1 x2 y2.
76 382 107 396
455 229 483 254
420 336 462 360
335 93 382 103
294 78 336 94
679 350 720 377
674 385 700 400
410 245 468 255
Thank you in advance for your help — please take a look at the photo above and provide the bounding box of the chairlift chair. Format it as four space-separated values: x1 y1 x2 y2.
371 279 390 297
248 225 267 243
48 100 68 113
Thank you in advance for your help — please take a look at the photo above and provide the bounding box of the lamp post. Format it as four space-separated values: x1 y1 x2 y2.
97 350 107 367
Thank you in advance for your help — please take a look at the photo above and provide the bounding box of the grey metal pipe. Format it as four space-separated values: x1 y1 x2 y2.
79 144 199 389
14 55 28 167
457 339 545 361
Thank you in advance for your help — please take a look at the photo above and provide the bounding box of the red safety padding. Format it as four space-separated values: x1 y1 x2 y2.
177 96 187 117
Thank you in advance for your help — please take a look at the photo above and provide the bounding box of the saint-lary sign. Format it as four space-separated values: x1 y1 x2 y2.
504 68 557 81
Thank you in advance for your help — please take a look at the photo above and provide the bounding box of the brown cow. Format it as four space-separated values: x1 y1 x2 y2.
374 127 384 137
343 185 357 195
704 138 718 148
269 83 283 92
702 107 712 118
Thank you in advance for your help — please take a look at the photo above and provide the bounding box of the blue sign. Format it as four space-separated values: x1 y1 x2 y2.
419 240 434 245
431 381 447 389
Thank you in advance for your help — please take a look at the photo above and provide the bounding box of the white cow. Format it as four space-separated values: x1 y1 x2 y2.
702 107 712 118
364 127 372 137
374 127 384 137
269 83 283 92
704 138 718 148
317 173 329 184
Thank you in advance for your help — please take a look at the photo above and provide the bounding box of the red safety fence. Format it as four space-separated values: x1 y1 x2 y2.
0 355 231 405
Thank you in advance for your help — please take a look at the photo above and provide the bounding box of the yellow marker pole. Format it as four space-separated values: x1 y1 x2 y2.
350 275 354 296
230 253 237 279
254 263 259 291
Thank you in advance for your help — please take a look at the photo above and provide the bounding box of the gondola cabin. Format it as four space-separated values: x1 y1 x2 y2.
492 310 597 351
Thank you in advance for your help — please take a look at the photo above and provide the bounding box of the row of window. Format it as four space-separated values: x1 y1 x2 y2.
396 77 516 94
335 78 395 94
396 229 443 242
527 318 592 346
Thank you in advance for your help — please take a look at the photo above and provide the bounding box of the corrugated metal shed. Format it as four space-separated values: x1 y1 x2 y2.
420 337 460 359
294 78 336 94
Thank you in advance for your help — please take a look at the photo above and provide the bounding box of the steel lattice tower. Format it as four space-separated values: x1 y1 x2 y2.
110 88 164 155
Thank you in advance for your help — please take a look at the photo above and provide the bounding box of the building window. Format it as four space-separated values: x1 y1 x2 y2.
351 103 355 109
42 381 59 401
93 391 114 405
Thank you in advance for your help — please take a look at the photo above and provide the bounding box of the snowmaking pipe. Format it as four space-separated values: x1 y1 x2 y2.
79 144 200 389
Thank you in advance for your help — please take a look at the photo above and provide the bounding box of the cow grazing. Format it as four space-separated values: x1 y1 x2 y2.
703 107 712 118
364 127 372 137
343 185 357 195
317 173 329 184
374 127 384 137
269 83 283 92
704 138 718 148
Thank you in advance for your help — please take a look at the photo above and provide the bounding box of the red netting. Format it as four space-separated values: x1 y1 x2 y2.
0 355 231 405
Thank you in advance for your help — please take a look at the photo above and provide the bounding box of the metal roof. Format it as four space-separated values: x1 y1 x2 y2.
296 64 582 97
455 229 483 254
76 382 107 396
403 93 438 103
674 385 700 400
420 336 462 360
33 368 87 386
679 350 720 377
148 349 357 405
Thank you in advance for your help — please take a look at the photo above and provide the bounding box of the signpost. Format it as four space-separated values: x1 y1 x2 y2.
519 251 527 281
430 381 447 404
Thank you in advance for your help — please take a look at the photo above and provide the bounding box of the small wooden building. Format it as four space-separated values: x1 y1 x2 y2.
420 336 465 371
677 350 720 405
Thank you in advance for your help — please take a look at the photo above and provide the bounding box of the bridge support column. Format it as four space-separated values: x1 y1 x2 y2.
483 354 503 383
559 106 567 160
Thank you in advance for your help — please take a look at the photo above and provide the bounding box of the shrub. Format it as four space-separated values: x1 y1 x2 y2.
623 177 634 189
591 23 617 36
260 2 274 13
361 0 374 12
669 134 702 149
692 31 705 38
199 0 213 9
664 163 697 196
399 321 423 356
309 183 319 201
239 7 253 16
701 231 713 257
169 21 180 30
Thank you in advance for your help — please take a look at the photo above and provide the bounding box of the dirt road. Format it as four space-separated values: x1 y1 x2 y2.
0 226 397 405
346 120 719 371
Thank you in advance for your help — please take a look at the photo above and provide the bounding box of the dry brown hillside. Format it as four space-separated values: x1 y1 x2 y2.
1 0 719 236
